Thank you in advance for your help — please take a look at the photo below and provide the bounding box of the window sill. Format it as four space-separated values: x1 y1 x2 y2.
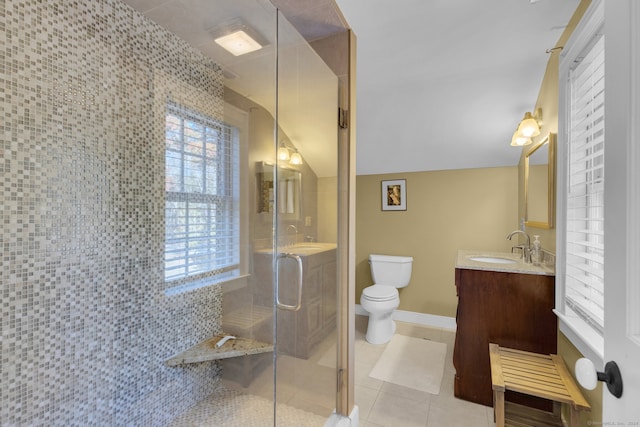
554 308 604 366
165 273 249 296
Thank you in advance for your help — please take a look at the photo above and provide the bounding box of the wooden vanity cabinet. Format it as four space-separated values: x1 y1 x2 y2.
453 268 557 409
253 249 337 359
277 249 337 358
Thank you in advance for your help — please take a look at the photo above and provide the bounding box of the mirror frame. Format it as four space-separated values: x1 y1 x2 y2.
524 132 556 229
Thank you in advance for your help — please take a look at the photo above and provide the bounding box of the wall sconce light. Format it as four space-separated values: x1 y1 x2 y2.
510 108 542 147
510 131 532 147
289 150 303 165
277 141 303 165
517 111 541 137
278 141 290 161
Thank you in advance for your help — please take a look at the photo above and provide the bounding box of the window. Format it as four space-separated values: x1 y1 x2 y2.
164 103 240 287
556 0 605 363
565 34 605 333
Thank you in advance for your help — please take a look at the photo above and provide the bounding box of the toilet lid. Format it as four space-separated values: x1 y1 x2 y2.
362 285 398 301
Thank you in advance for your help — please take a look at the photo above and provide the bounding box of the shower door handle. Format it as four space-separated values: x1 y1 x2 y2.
276 253 303 312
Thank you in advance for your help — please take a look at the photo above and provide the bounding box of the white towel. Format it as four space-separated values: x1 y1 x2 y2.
279 180 287 213
287 179 295 214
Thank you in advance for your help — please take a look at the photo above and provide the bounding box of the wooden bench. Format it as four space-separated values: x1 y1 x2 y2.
489 343 590 427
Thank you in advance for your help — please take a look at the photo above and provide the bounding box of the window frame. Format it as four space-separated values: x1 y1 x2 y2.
164 101 241 289
555 0 605 366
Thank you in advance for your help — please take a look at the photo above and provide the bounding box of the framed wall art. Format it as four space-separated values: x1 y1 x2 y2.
381 179 406 211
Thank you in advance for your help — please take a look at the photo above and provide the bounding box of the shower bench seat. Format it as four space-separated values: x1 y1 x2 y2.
165 334 273 366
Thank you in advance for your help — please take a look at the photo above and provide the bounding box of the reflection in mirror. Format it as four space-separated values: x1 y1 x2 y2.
525 133 556 229
256 161 301 220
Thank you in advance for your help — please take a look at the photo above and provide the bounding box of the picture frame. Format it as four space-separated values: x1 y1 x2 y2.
381 179 407 211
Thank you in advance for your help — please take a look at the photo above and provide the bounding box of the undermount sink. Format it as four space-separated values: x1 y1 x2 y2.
255 243 337 256
266 242 337 256
292 244 324 250
457 249 554 275
290 243 337 254
468 256 517 265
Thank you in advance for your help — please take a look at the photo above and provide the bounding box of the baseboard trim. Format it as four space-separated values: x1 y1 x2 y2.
355 305 457 331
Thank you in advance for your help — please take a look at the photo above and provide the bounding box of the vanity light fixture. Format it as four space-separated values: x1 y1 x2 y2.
511 108 542 147
517 111 541 138
278 141 290 161
277 141 302 165
289 149 303 165
510 131 532 147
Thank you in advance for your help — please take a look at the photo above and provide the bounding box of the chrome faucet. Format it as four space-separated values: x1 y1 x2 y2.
507 230 531 263
286 224 298 247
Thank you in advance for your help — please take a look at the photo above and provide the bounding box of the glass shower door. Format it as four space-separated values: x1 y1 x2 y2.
273 11 340 422
217 3 340 425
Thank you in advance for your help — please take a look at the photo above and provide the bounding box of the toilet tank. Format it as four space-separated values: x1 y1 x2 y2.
368 254 413 288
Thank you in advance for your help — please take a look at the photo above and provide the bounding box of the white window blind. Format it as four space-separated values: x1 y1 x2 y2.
565 34 605 333
164 103 240 285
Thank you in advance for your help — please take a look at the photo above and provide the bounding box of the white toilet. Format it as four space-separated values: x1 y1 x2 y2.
361 254 413 344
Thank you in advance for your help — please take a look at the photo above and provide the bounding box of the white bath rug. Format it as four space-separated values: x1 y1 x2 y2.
368 334 447 394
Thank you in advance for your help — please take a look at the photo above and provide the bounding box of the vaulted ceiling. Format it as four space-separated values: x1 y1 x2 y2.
123 0 581 176
333 0 580 175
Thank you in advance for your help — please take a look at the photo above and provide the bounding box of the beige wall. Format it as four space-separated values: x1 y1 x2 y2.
318 176 338 243
558 333 603 425
356 167 518 317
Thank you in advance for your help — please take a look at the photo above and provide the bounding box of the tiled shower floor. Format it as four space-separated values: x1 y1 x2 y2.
168 386 326 427
169 316 495 426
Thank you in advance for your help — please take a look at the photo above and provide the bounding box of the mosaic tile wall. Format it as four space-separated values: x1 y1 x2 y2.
0 0 229 424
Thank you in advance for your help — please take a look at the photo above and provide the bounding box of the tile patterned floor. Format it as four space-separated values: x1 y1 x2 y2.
355 316 496 427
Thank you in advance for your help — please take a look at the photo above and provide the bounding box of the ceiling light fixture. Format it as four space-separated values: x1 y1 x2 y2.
215 30 262 56
211 19 265 56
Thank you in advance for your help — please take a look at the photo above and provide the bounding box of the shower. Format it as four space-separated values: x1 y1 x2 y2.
0 0 355 425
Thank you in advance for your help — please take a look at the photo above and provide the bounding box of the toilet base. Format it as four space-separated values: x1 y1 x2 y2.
365 311 396 345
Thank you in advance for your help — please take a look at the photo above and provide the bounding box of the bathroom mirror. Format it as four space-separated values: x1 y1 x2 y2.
256 161 302 220
524 133 556 229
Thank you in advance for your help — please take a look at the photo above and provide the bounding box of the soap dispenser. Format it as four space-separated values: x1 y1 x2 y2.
532 235 542 266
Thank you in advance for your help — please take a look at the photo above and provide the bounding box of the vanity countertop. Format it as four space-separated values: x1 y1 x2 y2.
254 242 337 257
456 249 555 276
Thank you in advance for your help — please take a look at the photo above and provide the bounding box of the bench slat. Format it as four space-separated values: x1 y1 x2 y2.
551 354 591 411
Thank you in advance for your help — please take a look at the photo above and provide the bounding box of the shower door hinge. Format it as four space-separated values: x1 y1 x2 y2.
338 108 349 129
